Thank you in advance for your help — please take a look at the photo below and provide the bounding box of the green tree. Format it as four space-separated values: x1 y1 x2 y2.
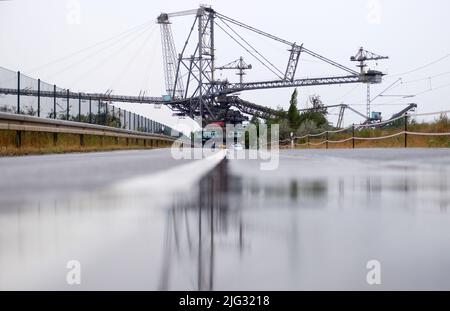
287 88 301 129
268 90 331 140
298 111 328 128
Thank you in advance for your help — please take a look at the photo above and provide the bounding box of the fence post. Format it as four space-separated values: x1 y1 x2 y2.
66 89 70 120
37 78 41 117
15 73 23 147
78 93 81 122
112 105 115 127
307 134 310 148
352 124 355 149
53 84 56 119
17 71 20 114
404 115 408 148
105 103 108 126
326 131 329 149
118 108 121 128
98 100 101 124
89 97 92 123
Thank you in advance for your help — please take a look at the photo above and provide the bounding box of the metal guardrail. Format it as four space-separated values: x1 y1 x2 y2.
0 112 177 142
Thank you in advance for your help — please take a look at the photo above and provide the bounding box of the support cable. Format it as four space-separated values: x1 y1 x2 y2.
69 26 152 88
370 78 403 103
217 17 285 78
26 21 154 74
109 26 157 90
390 54 450 77
216 13 292 46
43 25 152 82
214 20 284 79
217 13 358 76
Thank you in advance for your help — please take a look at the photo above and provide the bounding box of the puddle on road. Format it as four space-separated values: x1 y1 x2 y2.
1 158 450 290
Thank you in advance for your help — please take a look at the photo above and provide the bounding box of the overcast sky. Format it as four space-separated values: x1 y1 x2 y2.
1 0 450 130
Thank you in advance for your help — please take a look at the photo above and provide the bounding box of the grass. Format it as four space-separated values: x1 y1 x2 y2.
0 130 172 156
290 116 450 149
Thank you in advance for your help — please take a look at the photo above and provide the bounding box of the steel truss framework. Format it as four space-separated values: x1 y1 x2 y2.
156 6 386 125
158 17 185 98
0 87 165 104
0 6 386 126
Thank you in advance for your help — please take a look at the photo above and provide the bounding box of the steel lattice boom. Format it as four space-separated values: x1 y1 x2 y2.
155 5 387 125
0 6 388 127
158 14 185 98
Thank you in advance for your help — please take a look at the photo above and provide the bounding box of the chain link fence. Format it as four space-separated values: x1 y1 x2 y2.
0 67 180 138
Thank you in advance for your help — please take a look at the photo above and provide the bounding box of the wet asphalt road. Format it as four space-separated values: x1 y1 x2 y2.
1 148 450 290
0 149 192 204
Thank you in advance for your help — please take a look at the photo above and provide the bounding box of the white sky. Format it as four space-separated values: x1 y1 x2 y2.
1 0 450 131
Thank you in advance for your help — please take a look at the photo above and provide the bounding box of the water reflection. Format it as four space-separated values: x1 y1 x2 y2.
159 160 233 290
160 161 332 290
158 158 450 290
1 154 450 290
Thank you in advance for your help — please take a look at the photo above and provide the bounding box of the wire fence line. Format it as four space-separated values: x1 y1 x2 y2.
327 137 354 144
411 110 450 117
353 132 406 141
0 68 181 138
289 115 407 141
284 110 450 149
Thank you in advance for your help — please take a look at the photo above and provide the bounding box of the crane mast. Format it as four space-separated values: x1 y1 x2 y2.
217 57 252 84
351 47 389 119
157 14 185 99
196 6 216 119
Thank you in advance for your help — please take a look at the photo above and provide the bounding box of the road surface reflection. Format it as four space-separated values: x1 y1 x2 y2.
1 150 450 290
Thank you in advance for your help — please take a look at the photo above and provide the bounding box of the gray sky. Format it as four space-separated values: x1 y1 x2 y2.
1 0 450 130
